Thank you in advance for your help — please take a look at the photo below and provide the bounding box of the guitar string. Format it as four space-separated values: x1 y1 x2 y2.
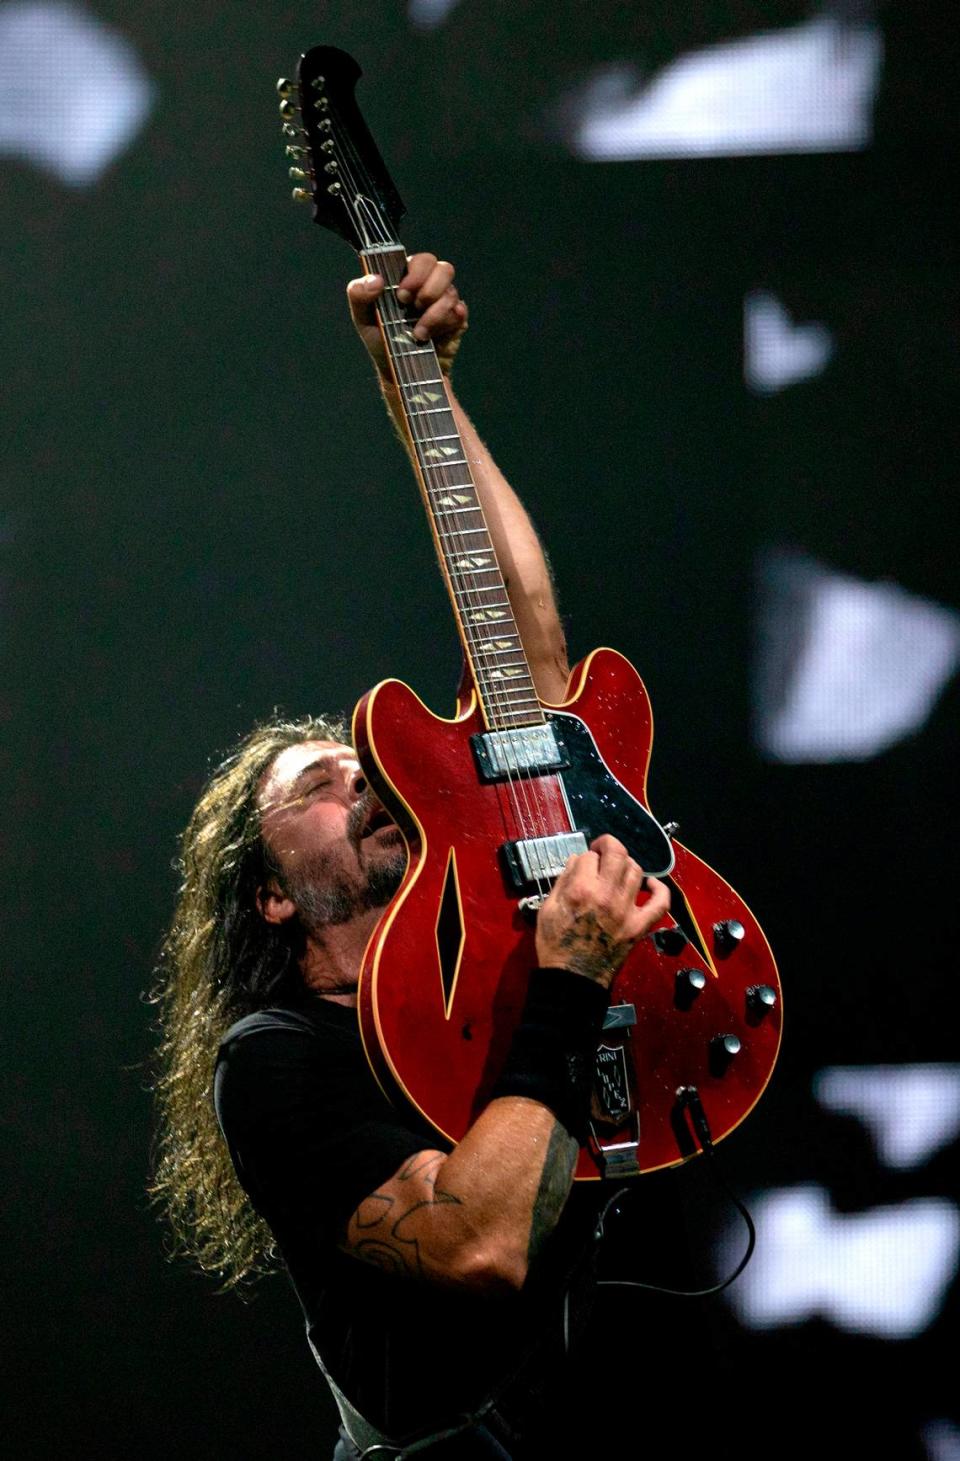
317 102 544 826
308 97 553 894
371 267 558 891
315 95 560 898
326 144 563 893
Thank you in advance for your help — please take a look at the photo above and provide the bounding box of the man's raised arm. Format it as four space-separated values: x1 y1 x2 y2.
347 254 570 705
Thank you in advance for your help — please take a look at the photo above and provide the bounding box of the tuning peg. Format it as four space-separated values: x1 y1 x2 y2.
323 160 338 175
320 139 335 153
327 181 342 196
318 118 333 134
276 77 295 98
311 75 326 89
289 166 308 181
282 123 304 140
313 96 330 112
285 144 306 159
292 187 312 204
279 99 298 120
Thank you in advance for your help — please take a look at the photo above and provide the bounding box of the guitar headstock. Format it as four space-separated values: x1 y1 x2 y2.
277 46 406 254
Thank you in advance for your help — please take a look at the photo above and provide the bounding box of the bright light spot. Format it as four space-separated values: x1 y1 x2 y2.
724 1185 960 1338
407 0 462 30
0 1 154 186
562 18 882 160
924 1420 960 1461
815 1066 960 1171
754 551 960 762
745 290 834 394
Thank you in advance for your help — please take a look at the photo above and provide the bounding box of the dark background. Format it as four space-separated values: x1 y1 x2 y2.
3 2 957 1456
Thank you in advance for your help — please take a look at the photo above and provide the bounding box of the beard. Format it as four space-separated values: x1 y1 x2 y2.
281 794 407 934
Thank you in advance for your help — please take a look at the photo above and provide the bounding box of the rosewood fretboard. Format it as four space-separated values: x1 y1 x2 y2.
362 244 544 734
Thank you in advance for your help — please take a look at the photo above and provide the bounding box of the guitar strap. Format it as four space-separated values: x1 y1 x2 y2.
310 1334 513 1458
307 1335 392 1455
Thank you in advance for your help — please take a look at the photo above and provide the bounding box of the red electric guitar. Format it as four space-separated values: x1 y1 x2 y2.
279 47 782 1180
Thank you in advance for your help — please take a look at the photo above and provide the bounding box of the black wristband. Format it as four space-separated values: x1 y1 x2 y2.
489 968 609 1144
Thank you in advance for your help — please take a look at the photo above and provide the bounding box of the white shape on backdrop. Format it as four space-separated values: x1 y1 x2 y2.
754 551 960 762
0 1 154 185
564 17 882 161
815 1066 960 1170
407 0 463 29
724 1185 960 1338
744 291 835 393
924 1421 960 1461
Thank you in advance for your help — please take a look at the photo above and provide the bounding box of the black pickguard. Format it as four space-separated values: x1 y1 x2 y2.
548 712 710 962
547 712 674 876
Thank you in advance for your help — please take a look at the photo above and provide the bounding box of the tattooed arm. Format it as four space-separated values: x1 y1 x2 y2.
340 1101 576 1293
339 837 669 1293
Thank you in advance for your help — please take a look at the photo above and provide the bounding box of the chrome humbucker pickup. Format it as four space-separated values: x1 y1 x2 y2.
501 830 588 890
471 723 568 781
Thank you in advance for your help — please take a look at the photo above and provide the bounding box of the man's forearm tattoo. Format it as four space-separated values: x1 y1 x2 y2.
347 1151 462 1279
527 1121 578 1265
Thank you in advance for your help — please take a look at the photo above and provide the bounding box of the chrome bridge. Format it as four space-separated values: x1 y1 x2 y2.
501 830 588 892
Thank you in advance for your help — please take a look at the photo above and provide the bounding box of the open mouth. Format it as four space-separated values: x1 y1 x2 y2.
360 806 398 839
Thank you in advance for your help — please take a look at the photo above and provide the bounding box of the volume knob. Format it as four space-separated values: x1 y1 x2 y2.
675 965 707 1010
709 1033 742 1075
713 918 745 953
747 984 778 1013
654 924 688 956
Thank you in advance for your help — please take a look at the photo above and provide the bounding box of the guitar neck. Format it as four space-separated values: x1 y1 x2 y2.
362 245 544 733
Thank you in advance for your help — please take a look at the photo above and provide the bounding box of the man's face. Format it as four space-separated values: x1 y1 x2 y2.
257 739 405 933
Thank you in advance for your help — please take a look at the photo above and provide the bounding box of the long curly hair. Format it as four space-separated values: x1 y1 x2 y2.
150 711 347 1288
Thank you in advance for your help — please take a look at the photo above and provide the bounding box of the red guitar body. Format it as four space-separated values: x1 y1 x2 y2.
354 646 781 1180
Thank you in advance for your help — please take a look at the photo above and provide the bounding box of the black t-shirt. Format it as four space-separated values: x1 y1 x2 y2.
214 978 599 1446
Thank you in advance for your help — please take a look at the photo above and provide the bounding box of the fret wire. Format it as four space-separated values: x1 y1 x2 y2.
401 378 445 388
421 459 469 471
435 506 483 517
407 405 453 417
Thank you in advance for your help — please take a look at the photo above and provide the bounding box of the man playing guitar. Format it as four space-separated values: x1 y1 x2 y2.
152 253 670 1458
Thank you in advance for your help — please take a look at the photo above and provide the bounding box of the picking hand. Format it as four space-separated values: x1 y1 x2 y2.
535 834 671 990
347 252 469 377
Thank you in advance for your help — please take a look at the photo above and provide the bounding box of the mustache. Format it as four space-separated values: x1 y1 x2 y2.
347 786 380 846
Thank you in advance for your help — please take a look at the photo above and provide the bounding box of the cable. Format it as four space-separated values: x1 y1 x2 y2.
596 1086 756 1299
